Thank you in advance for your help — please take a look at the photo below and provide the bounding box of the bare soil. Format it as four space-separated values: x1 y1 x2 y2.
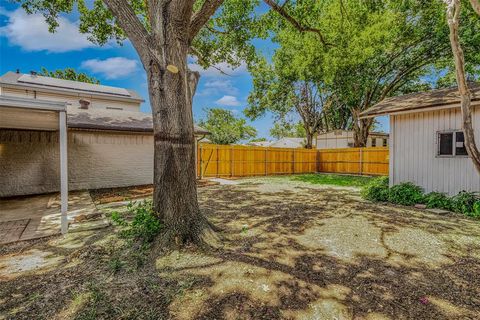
1 178 479 319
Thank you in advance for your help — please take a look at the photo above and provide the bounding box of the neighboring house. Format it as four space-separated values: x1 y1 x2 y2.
316 130 389 149
247 141 273 147
269 137 306 148
0 71 209 197
361 84 480 195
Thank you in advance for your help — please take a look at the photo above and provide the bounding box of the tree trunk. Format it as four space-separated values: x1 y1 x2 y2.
446 0 480 174
305 131 314 149
352 110 372 147
147 33 217 248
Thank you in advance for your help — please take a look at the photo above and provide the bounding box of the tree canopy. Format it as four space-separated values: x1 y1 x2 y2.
246 0 480 146
198 108 256 145
38 67 100 84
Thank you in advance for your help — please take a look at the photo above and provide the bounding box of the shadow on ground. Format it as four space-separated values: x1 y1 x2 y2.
1 178 479 319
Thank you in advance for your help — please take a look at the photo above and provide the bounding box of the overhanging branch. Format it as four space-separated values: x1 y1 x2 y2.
103 0 150 63
263 0 330 46
189 0 225 43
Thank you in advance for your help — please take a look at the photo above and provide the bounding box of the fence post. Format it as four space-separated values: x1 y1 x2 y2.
230 146 234 177
199 144 203 180
265 148 267 175
216 145 219 177
292 149 295 174
359 148 363 175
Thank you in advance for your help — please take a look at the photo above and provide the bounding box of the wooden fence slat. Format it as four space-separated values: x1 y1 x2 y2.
197 144 388 178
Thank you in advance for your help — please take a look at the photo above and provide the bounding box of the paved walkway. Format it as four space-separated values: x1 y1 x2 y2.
0 191 97 244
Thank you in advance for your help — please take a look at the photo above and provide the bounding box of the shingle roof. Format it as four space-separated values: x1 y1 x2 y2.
0 71 143 102
360 84 480 118
67 108 209 135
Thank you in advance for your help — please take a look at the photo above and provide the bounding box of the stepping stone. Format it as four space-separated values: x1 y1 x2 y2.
415 204 427 209
426 208 450 215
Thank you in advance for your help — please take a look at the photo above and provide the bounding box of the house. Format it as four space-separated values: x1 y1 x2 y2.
0 71 209 200
316 130 389 149
360 84 480 195
247 140 273 147
268 137 306 148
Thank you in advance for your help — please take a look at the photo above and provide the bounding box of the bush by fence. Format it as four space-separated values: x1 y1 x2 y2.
197 144 388 178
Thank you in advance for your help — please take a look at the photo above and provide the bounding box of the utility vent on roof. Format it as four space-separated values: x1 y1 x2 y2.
79 99 90 109
17 74 131 97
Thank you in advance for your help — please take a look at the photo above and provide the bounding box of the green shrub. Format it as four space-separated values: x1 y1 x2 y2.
472 201 480 218
361 176 389 202
111 200 162 243
388 182 424 206
423 192 452 210
450 191 478 215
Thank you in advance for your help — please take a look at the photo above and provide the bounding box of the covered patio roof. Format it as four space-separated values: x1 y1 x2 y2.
0 95 69 234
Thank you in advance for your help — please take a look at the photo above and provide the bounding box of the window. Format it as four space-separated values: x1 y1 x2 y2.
438 131 467 156
371 138 376 147
382 138 388 147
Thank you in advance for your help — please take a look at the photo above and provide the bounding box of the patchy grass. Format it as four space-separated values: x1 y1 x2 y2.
292 173 375 187
1 177 479 319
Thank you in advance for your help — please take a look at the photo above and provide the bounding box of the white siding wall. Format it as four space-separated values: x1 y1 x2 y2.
0 130 154 197
1 87 141 112
391 107 480 195
316 130 389 149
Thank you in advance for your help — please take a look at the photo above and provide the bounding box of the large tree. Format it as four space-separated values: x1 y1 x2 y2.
246 59 348 149
198 108 256 144
257 0 480 147
18 0 330 247
445 0 480 173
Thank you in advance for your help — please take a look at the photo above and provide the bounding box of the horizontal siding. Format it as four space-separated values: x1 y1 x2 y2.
0 130 154 197
392 107 480 195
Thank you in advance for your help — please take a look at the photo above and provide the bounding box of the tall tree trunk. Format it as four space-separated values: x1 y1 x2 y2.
446 0 480 173
352 110 372 147
147 34 216 248
305 131 314 149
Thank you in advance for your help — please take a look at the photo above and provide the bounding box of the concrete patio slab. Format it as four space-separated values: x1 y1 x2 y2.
0 191 98 244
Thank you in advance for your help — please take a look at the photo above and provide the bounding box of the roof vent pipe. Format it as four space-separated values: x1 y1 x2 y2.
79 99 90 110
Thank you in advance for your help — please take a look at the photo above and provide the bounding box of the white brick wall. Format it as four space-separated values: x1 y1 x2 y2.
0 129 154 197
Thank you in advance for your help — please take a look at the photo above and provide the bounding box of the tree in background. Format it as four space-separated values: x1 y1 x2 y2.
39 67 100 84
198 108 256 145
269 120 305 140
445 0 480 173
258 0 480 146
246 59 346 149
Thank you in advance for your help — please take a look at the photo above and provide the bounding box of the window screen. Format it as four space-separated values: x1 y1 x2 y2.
371 139 376 147
439 133 453 155
455 132 468 156
383 139 387 147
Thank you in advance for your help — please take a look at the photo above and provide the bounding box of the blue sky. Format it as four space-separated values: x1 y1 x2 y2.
0 3 388 139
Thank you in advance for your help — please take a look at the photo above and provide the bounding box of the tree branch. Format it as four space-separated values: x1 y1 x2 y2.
263 0 329 46
470 0 480 15
103 0 151 63
189 0 225 44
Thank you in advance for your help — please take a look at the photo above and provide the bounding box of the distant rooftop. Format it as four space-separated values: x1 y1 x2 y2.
0 71 143 102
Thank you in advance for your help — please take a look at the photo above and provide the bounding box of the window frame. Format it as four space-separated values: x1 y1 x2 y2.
436 130 469 158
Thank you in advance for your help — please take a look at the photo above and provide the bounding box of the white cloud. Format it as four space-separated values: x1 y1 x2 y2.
188 61 247 78
215 95 242 107
199 79 239 96
80 57 137 79
0 8 95 52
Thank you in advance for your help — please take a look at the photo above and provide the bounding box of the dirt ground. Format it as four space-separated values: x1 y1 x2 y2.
1 177 479 320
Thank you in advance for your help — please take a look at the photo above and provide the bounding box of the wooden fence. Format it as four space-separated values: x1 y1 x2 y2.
197 144 389 178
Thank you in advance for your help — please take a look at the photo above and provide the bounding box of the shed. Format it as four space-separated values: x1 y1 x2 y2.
360 84 480 195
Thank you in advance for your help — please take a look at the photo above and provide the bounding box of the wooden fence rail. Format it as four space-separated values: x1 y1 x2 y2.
197 144 389 178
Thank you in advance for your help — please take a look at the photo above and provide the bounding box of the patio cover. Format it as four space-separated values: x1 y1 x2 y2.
0 96 69 234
